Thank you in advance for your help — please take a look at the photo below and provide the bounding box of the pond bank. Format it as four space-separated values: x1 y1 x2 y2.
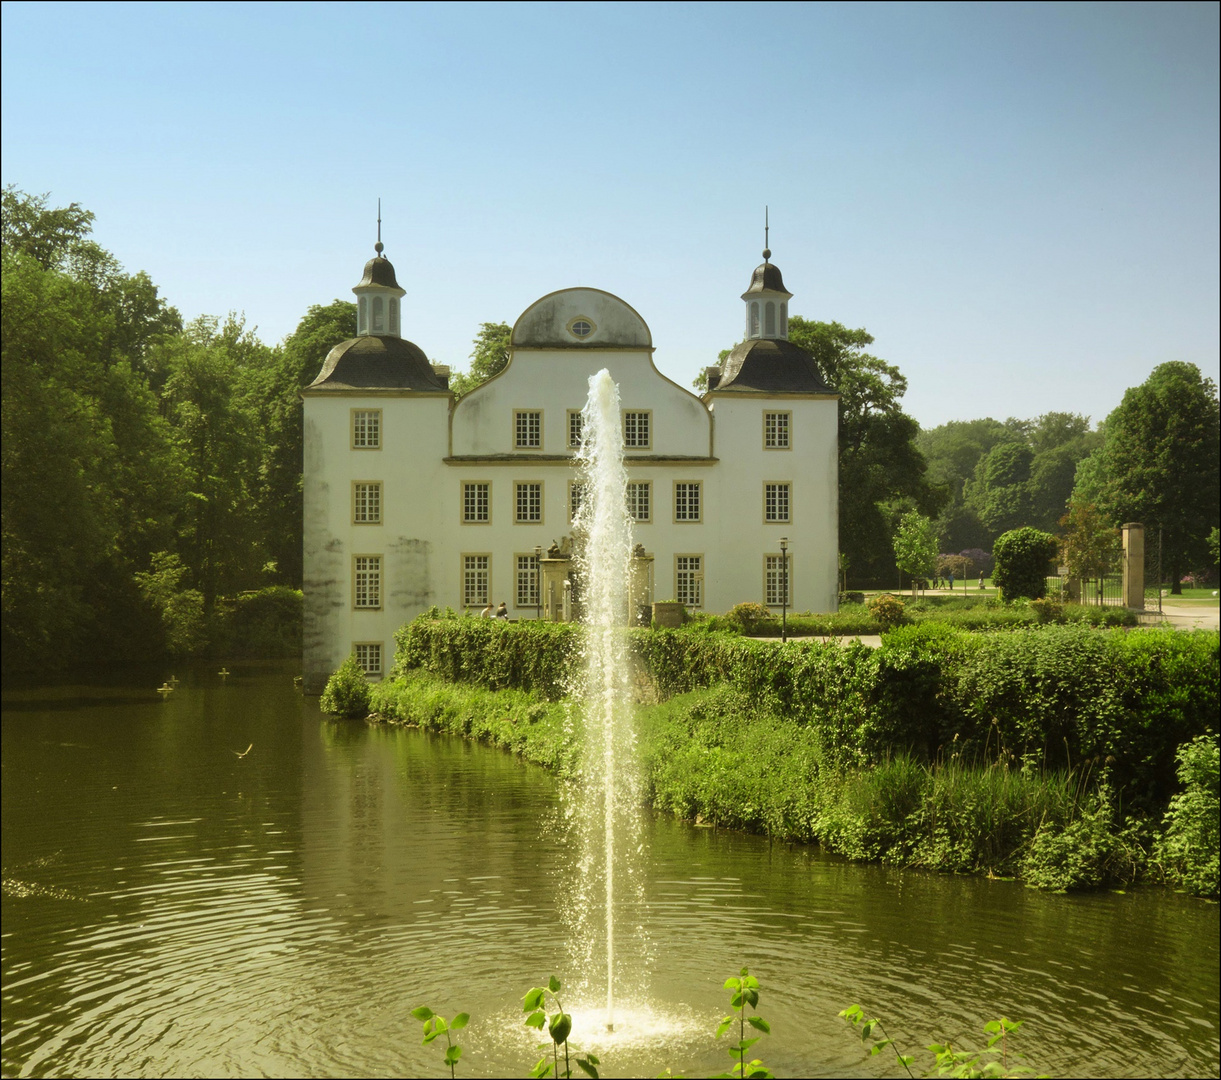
366 671 1216 894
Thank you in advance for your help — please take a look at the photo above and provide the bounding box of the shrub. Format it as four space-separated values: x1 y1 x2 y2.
1027 597 1064 624
839 591 865 605
726 602 775 632
992 527 1059 600
1153 735 1219 897
1021 785 1146 892
868 593 907 629
320 654 372 717
218 586 302 658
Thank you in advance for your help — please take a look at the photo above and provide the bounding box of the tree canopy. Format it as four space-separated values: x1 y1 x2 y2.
449 321 511 397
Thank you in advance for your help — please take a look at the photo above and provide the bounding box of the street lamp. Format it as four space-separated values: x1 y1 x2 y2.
534 545 542 622
779 536 789 644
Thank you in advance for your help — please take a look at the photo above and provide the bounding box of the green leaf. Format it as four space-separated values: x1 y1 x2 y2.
411 1006 434 1021
548 975 561 993
526 1010 546 1029
744 989 759 1008
585 1055 600 1066
981 1063 1006 1077
839 1004 863 1022
422 1031 439 1045
549 1011 572 1045
739 967 749 977
434 1015 448 1033
730 992 744 1009
575 1057 599 1079
983 1021 1001 1034
861 1021 874 1040
529 1057 552 1079
742 976 759 989
747 1016 770 1033
451 1013 469 1030
445 1045 462 1064
898 1056 914 1068
715 1017 734 1038
524 988 546 1012
928 1043 948 1054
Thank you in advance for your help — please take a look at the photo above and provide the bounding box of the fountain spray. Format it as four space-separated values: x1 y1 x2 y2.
573 369 638 1033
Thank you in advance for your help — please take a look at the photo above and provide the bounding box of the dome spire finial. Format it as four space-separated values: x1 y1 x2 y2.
374 197 384 255
762 205 771 262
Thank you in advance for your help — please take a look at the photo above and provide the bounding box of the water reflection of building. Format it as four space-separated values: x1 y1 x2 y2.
301 240 838 691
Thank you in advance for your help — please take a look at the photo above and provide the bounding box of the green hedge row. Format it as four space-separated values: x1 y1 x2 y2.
393 616 1218 807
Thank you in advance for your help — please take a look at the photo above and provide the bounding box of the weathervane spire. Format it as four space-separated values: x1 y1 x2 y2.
375 198 384 255
763 206 771 261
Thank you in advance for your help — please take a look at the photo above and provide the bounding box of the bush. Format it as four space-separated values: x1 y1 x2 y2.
993 527 1059 600
868 593 908 629
320 654 372 717
726 602 775 633
1153 735 1219 897
1021 785 1146 892
217 586 302 658
839 591 865 605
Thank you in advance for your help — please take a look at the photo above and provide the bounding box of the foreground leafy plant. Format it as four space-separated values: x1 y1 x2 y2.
714 968 772 1078
410 1005 468 1078
523 975 599 1078
840 1006 1042 1077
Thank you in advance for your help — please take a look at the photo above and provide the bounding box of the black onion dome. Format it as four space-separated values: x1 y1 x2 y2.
355 256 402 290
713 338 835 394
305 336 447 392
742 260 790 296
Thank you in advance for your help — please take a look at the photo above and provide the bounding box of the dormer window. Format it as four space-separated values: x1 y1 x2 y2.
567 317 595 339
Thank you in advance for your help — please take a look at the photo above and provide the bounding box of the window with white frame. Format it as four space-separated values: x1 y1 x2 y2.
516 553 540 608
764 483 791 523
352 409 381 448
353 482 382 524
463 555 489 608
765 554 792 606
515 410 542 449
515 482 542 523
623 411 651 449
568 410 584 449
676 555 703 608
569 480 587 522
674 481 701 522
354 556 381 609
463 482 490 523
764 412 790 449
627 481 651 522
354 642 382 676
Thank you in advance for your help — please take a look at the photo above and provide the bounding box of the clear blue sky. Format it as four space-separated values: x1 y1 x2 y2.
3 1 1217 428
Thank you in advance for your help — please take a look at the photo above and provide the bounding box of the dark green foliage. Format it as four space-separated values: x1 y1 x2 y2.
992 527 1059 600
868 594 907 629
320 654 372 717
1021 787 1147 892
215 587 303 659
1154 735 1219 897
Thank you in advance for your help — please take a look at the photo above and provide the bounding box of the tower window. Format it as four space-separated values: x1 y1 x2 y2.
765 301 776 337
372 296 385 333
389 297 400 335
750 302 760 338
358 296 368 334
780 302 788 337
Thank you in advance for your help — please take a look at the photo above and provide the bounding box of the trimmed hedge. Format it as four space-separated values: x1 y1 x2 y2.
394 615 1218 806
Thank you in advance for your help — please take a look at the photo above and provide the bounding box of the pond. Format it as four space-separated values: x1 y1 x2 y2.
2 664 1217 1077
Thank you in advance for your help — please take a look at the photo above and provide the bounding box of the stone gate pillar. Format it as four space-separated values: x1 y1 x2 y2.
539 556 571 621
1122 523 1145 610
628 547 654 625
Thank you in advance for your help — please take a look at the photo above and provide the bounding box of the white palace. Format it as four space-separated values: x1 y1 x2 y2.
301 240 839 691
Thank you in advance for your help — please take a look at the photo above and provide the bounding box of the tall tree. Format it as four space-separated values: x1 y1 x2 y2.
1090 363 1220 593
785 318 942 585
892 511 939 594
449 321 511 397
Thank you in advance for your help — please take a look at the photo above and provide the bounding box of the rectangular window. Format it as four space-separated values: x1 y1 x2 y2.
352 409 382 449
764 482 791 523
569 480 587 522
463 554 490 608
674 481 702 522
515 482 543 523
462 482 490 523
353 482 382 524
764 411 790 449
627 480 651 522
567 410 584 450
515 410 542 449
765 554 793 606
676 555 703 608
354 555 382 609
354 642 382 676
516 553 540 608
623 410 651 449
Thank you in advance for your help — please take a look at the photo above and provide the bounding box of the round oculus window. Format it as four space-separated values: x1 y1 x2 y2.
568 317 595 339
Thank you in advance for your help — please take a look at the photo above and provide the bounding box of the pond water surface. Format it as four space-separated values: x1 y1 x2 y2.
2 664 1217 1077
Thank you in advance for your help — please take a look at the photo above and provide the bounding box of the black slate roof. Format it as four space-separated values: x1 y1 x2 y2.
356 256 402 290
741 260 790 296
711 338 836 395
304 335 448 392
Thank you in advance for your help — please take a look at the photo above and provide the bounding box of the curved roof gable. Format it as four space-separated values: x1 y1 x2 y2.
512 288 652 349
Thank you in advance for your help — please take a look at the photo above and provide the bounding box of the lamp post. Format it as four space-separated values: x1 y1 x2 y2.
779 536 789 644
534 545 542 621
